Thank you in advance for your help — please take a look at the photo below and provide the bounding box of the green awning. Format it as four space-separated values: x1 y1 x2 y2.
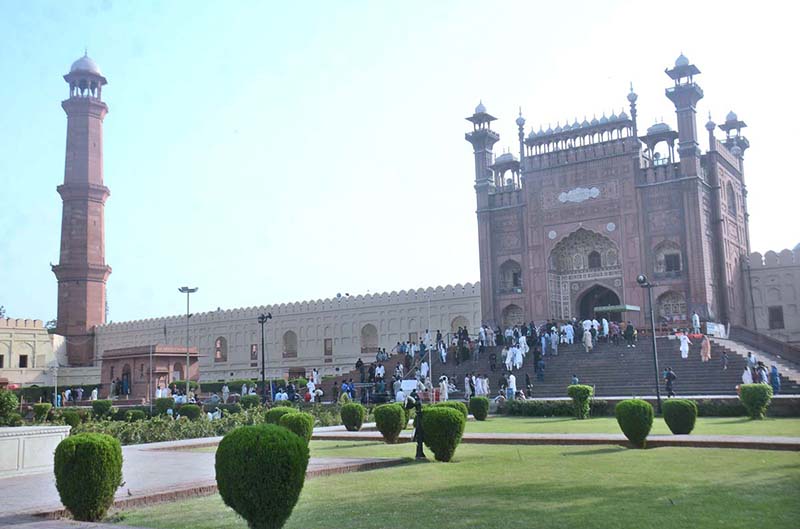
593 304 641 313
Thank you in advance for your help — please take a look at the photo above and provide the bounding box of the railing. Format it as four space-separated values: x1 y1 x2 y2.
729 325 800 366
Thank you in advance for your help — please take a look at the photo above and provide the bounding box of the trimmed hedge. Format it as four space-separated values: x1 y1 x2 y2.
696 399 747 417
33 402 53 423
266 406 296 425
663 399 698 434
204 403 243 415
5 412 23 426
374 403 405 443
279 412 314 444
0 389 20 424
62 410 81 428
468 397 490 421
154 398 175 416
215 424 309 529
422 406 466 462
54 433 123 521
341 403 365 432
127 409 147 422
615 399 653 448
567 384 594 420
505 398 609 417
739 384 773 419
179 404 202 421
91 400 113 419
433 401 468 420
240 394 261 409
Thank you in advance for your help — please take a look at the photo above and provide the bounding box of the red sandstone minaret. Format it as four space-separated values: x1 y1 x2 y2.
52 53 111 366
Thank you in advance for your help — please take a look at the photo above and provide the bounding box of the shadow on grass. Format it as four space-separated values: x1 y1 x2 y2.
561 447 626 457
312 442 387 451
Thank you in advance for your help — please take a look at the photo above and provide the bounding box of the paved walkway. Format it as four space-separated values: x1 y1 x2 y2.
0 436 405 524
312 424 800 451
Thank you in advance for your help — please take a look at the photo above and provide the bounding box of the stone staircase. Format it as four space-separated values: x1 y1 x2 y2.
428 337 800 399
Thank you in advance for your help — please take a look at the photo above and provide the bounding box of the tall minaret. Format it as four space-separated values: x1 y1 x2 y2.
52 53 111 366
465 101 499 325
665 53 704 177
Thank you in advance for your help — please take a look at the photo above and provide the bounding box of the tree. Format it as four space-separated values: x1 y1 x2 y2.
0 305 5 318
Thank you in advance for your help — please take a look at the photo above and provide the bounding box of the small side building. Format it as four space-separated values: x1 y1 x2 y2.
745 246 800 345
100 345 199 401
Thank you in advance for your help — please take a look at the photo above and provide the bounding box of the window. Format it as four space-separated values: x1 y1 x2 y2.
512 271 522 288
140 363 144 377
214 337 228 363
588 251 601 269
324 338 333 364
0 355 4 368
110 366 115 379
768 306 785 330
664 253 681 272
19 355 28 368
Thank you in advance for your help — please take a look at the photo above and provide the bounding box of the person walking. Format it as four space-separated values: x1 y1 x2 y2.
692 311 701 334
721 351 729 371
582 327 594 353
770 365 781 395
678 331 692 359
700 335 711 363
624 322 635 348
664 367 677 397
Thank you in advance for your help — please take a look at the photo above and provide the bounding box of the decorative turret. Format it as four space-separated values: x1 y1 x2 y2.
465 101 500 187
719 110 749 158
664 53 704 177
628 82 639 138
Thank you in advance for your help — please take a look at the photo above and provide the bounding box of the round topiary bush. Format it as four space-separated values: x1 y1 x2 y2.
266 406 296 425
567 384 594 420
739 384 773 419
279 412 314 444
154 397 175 416
421 406 466 462
179 404 202 421
615 399 654 448
341 403 365 432
433 401 468 420
62 410 81 428
216 424 309 529
374 403 405 443
91 399 113 419
33 402 53 423
240 394 261 409
662 399 698 434
54 433 123 521
126 409 147 422
468 397 490 421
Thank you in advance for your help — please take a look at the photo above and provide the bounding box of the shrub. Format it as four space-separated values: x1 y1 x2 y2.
739 384 773 420
33 402 53 423
279 412 314 444
340 403 365 432
127 409 147 422
615 399 653 448
696 399 746 417
5 412 23 426
422 406 466 462
54 433 122 521
0 389 20 424
62 410 81 428
374 403 405 443
91 400 113 419
433 401 468 420
266 406 296 425
216 424 309 529
662 399 698 434
240 394 261 409
469 397 490 421
179 404 202 421
154 398 175 416
567 384 594 420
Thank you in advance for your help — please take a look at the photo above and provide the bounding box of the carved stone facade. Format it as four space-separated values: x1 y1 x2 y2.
745 248 800 344
94 284 481 382
467 55 752 328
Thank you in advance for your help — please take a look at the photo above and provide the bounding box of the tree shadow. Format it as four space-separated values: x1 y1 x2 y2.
561 447 626 457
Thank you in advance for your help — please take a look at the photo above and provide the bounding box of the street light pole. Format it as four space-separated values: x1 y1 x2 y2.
636 274 662 414
178 286 198 398
258 312 272 404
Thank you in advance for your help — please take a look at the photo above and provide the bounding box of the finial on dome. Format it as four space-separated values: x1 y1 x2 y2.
705 112 716 132
627 81 638 103
516 107 525 127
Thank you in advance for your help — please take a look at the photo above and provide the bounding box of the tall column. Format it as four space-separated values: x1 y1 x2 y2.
52 54 111 366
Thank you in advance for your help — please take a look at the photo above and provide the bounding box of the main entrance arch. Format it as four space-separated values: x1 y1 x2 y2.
577 285 621 321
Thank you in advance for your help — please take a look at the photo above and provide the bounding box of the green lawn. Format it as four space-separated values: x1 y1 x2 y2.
464 416 800 437
114 441 800 529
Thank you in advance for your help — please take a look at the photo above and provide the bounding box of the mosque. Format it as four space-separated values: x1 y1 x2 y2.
1 53 798 393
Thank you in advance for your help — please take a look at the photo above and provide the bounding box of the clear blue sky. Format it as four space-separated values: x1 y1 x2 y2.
1 0 797 323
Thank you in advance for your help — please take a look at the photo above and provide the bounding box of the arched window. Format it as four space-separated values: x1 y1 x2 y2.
451 316 469 333
214 336 228 363
588 251 601 269
727 182 737 215
657 291 687 322
499 260 523 292
360 324 379 355
654 241 683 274
501 304 524 328
283 331 298 358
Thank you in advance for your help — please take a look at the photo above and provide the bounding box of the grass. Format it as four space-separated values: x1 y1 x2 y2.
464 416 800 437
113 441 800 529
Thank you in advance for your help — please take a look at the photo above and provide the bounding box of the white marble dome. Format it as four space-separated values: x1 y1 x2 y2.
647 122 672 135
675 53 690 67
70 53 102 76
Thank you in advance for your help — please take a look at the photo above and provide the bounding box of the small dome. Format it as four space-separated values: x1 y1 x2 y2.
793 242 800 253
495 152 517 164
516 114 526 127
475 100 487 114
675 53 690 67
610 112 618 121
554 123 562 133
599 114 609 125
572 119 580 129
647 122 672 135
705 118 716 131
527 129 537 140
619 110 629 120
627 90 638 103
70 53 102 76
730 145 742 157
546 125 553 134
581 118 590 127
590 116 599 126
726 110 738 122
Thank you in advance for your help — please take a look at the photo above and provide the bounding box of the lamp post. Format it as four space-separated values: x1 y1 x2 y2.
178 286 198 398
258 312 273 404
636 274 662 414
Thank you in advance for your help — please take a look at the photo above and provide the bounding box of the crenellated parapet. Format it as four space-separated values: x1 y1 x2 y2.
748 249 800 269
0 318 44 329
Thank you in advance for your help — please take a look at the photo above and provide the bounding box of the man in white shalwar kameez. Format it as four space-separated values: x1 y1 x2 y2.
420 360 429 380
514 346 524 370
518 335 529 355
439 342 447 364
506 346 516 371
678 333 692 359
565 323 575 345
439 376 449 401
602 318 609 340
